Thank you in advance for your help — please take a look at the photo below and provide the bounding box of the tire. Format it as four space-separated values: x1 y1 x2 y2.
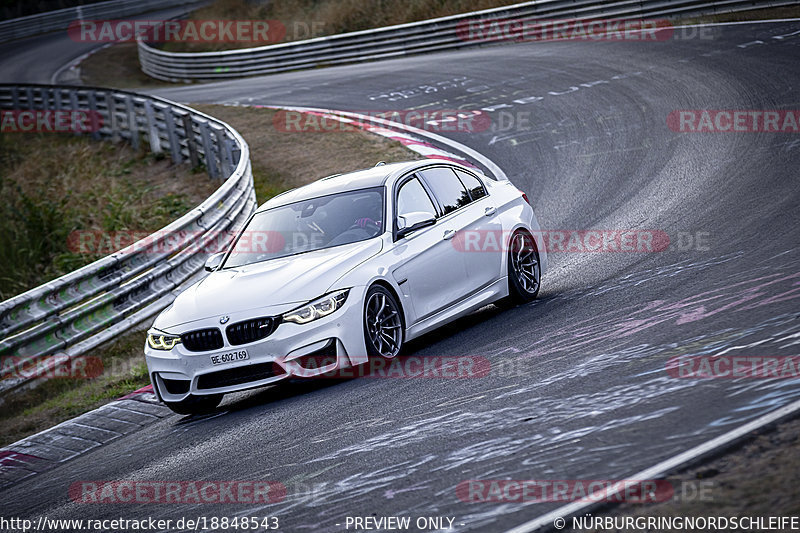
164 394 222 415
502 229 541 305
363 285 404 359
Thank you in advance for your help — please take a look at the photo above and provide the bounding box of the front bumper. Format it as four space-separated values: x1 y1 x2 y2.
144 289 366 402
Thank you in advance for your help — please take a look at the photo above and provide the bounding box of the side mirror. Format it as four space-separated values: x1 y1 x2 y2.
397 211 436 239
204 252 225 272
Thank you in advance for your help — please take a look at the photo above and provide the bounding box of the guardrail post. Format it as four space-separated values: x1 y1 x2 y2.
124 95 140 151
25 86 33 108
179 111 200 168
212 125 233 177
105 93 120 142
224 138 237 172
199 120 219 178
143 99 163 154
69 89 81 135
87 91 101 140
10 86 19 108
161 105 182 164
34 86 45 109
230 141 241 168
43 87 53 110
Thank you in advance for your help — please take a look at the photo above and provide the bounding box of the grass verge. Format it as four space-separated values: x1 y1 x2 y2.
162 0 525 52
0 104 421 447
82 3 800 88
79 0 523 86
0 328 150 447
678 5 800 25
79 42 173 89
0 133 217 300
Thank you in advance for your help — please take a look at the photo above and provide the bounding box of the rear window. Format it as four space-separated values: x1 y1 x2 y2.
419 167 470 216
454 169 487 201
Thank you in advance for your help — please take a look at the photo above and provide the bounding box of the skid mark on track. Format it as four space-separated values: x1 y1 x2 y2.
230 250 800 531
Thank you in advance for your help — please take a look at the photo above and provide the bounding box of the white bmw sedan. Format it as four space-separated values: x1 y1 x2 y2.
145 160 547 414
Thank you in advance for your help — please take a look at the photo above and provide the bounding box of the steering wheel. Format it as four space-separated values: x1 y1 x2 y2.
348 218 382 235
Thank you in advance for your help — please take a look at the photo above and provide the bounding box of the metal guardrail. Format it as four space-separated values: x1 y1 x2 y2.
0 0 200 44
0 84 257 397
137 0 800 82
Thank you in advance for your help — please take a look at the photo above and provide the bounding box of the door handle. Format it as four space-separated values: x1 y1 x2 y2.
484 206 497 216
443 229 456 240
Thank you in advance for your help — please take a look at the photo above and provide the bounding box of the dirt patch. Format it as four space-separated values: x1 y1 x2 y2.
79 42 176 89
190 104 423 202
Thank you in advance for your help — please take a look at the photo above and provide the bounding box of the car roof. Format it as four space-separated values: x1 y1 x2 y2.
255 160 474 211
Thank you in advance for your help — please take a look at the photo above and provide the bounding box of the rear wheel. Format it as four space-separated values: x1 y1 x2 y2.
503 230 541 305
363 285 403 359
164 394 222 415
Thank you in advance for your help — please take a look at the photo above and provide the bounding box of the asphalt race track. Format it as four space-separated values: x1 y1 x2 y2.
0 5 201 84
2 18 800 532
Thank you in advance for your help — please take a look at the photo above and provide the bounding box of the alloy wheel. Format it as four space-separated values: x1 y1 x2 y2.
511 232 540 294
365 290 403 358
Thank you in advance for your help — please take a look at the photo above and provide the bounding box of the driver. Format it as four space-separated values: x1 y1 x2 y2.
351 195 382 234
353 216 381 230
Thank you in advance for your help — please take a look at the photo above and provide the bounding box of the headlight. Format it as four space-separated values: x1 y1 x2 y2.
282 289 350 325
147 333 182 350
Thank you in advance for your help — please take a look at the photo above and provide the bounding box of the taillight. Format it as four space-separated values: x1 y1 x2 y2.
519 189 530 205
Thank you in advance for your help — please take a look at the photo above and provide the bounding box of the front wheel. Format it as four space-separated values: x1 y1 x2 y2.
503 230 541 305
363 285 404 359
164 394 222 415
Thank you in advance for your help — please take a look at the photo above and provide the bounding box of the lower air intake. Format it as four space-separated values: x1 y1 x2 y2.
197 363 285 390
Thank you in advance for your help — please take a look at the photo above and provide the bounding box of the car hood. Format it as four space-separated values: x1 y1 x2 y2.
153 239 382 330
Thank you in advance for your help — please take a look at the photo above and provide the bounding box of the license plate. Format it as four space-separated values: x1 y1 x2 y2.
210 349 249 366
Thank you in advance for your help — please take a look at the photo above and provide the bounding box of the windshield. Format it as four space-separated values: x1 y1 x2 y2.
223 187 384 268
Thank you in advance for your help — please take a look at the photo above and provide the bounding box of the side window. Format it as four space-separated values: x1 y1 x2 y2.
396 177 437 219
419 167 470 216
454 169 487 201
